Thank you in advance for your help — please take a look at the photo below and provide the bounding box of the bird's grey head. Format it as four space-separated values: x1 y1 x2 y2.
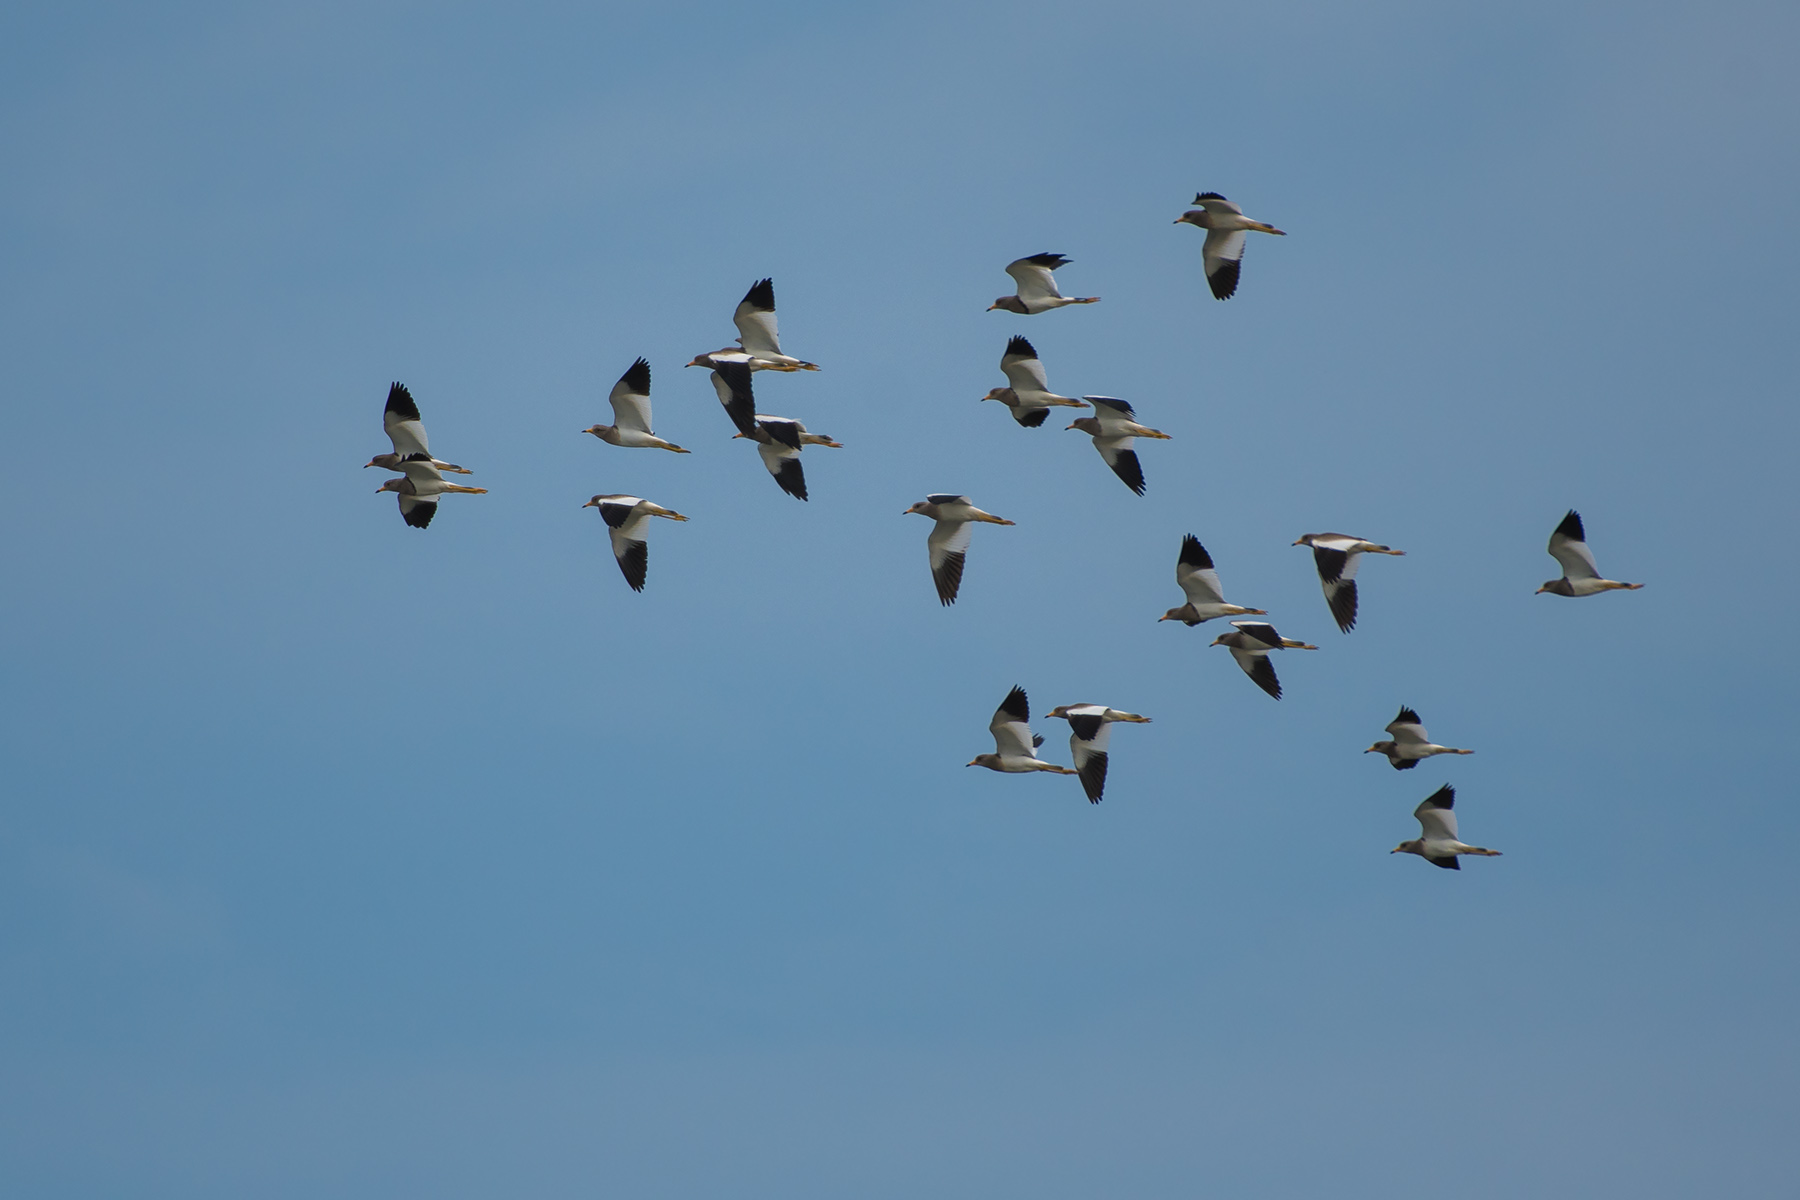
1160 607 1199 625
988 296 1029 314
1392 840 1422 855
374 478 402 494
1537 578 1575 596
1366 741 1397 756
1066 417 1101 435
904 501 934 517
582 424 611 438
981 387 1013 403
967 754 1000 769
1175 210 1210 228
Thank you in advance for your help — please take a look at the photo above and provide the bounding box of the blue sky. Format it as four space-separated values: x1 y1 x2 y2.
2 1 1797 1195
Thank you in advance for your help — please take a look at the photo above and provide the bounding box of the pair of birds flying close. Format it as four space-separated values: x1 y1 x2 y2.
983 336 1171 494
968 686 1151 803
365 383 487 528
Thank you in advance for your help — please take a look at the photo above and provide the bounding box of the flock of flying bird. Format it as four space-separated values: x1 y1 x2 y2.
362 191 1645 870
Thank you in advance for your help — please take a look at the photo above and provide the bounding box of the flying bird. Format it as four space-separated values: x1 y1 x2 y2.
1293 532 1406 633
1392 785 1502 870
581 494 689 592
981 335 1088 427
1066 397 1171 495
582 358 689 453
690 278 818 372
968 686 1078 776
1174 193 1286 300
1366 706 1474 770
1537 510 1643 597
903 495 1015 606
703 356 762 437
364 382 472 474
732 415 843 501
1044 704 1152 803
988 254 1100 314
1209 620 1317 700
375 454 487 529
1159 535 1268 626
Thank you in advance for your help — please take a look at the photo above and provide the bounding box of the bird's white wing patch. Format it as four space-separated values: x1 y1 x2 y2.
608 383 654 434
734 306 782 357
1177 562 1226 607
1549 531 1601 581
1001 350 1050 393
385 412 430 459
928 518 974 571
1416 801 1459 842
1006 259 1065 306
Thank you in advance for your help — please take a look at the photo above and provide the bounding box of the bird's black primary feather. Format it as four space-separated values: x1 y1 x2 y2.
1207 258 1241 300
1394 706 1422 726
1327 579 1359 633
1393 758 1419 771
1422 784 1456 811
616 540 648 591
597 502 633 529
1312 546 1349 583
933 551 965 605
998 686 1030 722
1077 750 1107 804
1004 335 1036 359
617 357 651 394
771 457 808 501
385 382 420 420
1014 407 1049 428
1178 534 1214 570
1247 655 1282 700
740 278 775 311
1195 192 1228 202
1554 509 1585 541
400 498 436 528
1021 253 1070 268
1108 448 1147 496
1427 855 1462 870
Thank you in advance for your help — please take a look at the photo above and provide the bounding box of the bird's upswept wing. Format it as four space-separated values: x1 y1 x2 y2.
989 686 1037 758
608 358 654 434
732 278 783 358
1176 535 1227 607
1387 706 1430 746
1547 510 1601 581
999 335 1050 393
383 382 430 459
1414 785 1460 842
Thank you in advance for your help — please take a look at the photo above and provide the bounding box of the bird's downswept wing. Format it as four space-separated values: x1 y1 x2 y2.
710 361 760 437
928 518 975 605
1203 228 1247 300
